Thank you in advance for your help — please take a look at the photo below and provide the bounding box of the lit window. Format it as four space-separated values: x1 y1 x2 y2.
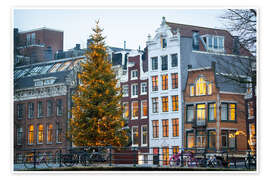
141 125 148 146
229 104 236 121
208 103 216 121
171 54 178 67
37 124 44 144
171 73 178 89
141 100 148 118
221 103 236 121
172 95 178 111
208 130 216 149
131 84 138 97
122 85 129 97
162 147 169 165
186 131 194 148
122 102 129 119
152 57 158 70
152 120 159 138
161 56 168 70
190 84 194 96
28 125 34 145
162 119 169 137
196 77 206 96
141 82 147 94
162 96 168 112
172 118 179 137
196 104 206 121
152 97 159 113
132 101 139 119
173 146 179 155
162 74 168 90
196 131 206 148
132 126 139 146
47 124 53 144
208 83 212 95
248 101 254 119
152 76 158 91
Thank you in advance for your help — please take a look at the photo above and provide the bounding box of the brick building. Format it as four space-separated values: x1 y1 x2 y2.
183 64 247 153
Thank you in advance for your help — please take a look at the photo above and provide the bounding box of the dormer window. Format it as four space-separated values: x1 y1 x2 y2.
34 77 56 87
207 35 224 52
192 31 199 50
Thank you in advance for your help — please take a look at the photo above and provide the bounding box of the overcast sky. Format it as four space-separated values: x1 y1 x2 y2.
13 9 227 51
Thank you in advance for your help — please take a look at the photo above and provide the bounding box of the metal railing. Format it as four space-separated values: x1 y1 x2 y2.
14 146 256 170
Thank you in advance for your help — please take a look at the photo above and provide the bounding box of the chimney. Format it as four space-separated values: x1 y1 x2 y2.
124 41 126 50
75 44 80 50
187 64 192 69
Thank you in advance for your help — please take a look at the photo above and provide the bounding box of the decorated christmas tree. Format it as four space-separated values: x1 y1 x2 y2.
69 21 128 147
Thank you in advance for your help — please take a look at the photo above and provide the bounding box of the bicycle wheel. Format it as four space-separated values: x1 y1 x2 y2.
23 155 34 169
62 154 76 167
80 153 91 166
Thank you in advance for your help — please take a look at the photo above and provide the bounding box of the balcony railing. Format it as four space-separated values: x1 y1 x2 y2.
192 119 206 128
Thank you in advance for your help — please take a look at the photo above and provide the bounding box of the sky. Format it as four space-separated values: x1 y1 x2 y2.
13 9 227 51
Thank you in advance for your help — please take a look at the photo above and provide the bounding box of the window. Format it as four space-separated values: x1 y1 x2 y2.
28 125 34 145
173 146 179 155
37 124 44 144
141 100 148 118
208 130 216 149
17 127 23 145
152 120 159 138
152 97 159 113
131 70 138 79
171 73 178 89
152 76 158 91
208 103 216 121
132 101 139 119
190 85 194 96
56 123 62 143
161 56 168 71
207 36 224 51
56 99 63 116
31 33 35 45
221 130 236 149
122 102 129 119
47 124 53 144
162 96 168 112
141 82 147 94
131 84 138 97
186 131 194 148
152 57 158 70
171 54 178 67
249 124 256 146
248 101 254 119
28 103 34 119
162 147 169 165
172 95 178 111
161 37 167 48
47 100 53 117
141 125 148 146
186 105 194 123
208 83 212 95
132 126 139 146
196 131 206 148
172 118 179 137
196 77 206 96
196 104 206 121
192 31 199 50
37 101 43 118
162 119 169 137
214 36 218 49
17 104 24 119
162 74 168 90
26 34 31 45
122 85 129 97
208 36 213 48
221 103 236 121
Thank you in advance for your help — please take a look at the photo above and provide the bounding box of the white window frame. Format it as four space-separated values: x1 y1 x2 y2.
141 125 148 147
132 126 139 147
141 100 148 119
141 82 147 95
207 35 224 52
122 85 129 97
122 102 129 119
131 84 138 98
131 70 138 80
131 101 139 119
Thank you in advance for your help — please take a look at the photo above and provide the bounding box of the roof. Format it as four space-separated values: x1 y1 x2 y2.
18 27 64 34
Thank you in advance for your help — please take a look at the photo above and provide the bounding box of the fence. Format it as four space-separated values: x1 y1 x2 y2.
14 146 256 170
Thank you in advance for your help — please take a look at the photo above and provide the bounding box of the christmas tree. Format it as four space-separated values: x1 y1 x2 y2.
69 21 128 147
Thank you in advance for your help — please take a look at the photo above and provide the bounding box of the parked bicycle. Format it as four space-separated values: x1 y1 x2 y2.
169 150 198 167
24 152 52 169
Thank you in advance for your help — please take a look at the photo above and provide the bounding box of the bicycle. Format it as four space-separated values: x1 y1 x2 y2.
24 152 52 169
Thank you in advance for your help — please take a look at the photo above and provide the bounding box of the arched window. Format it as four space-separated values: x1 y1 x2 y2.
28 125 34 145
196 77 206 96
37 124 43 144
